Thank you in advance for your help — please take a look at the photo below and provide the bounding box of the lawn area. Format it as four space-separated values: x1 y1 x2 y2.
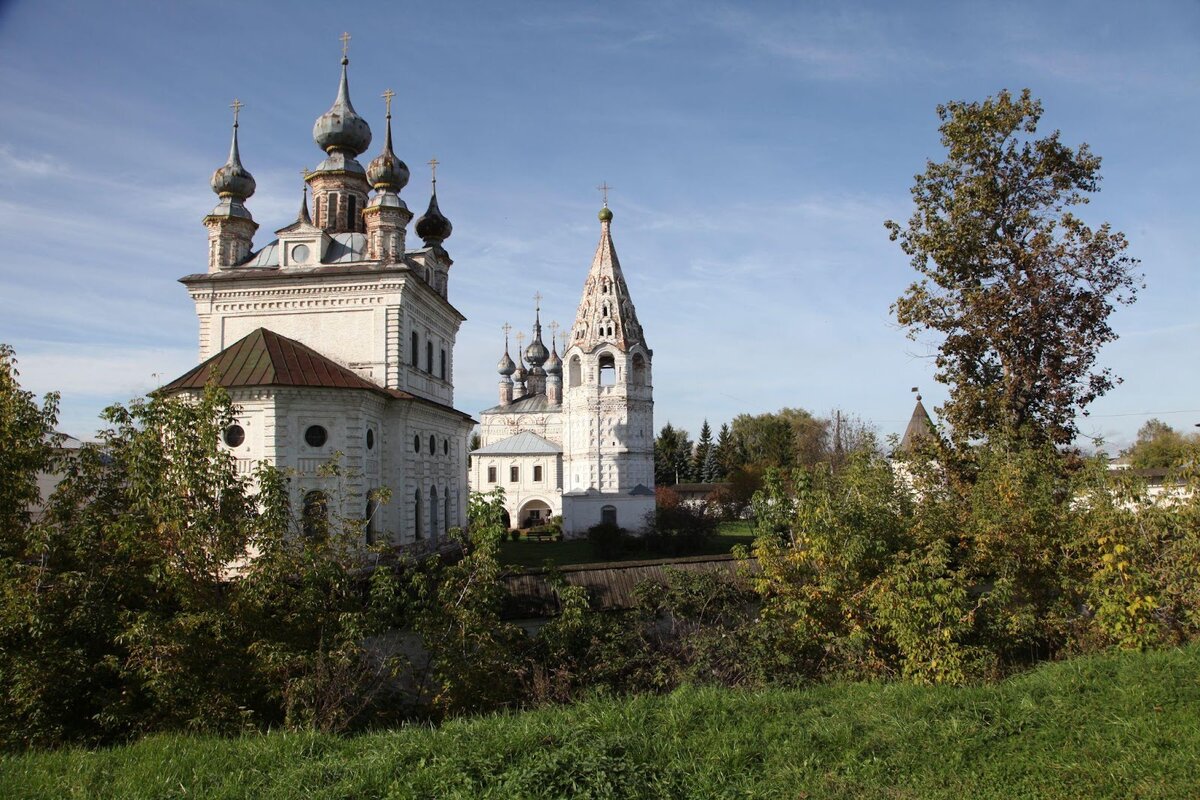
5 644 1198 798
498 520 756 569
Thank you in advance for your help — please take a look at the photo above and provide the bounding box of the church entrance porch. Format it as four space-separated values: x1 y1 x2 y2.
518 499 553 529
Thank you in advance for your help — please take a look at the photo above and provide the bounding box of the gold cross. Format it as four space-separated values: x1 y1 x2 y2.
533 291 542 312
340 32 351 59
428 157 439 185
230 98 243 126
502 322 512 341
597 181 612 206
382 88 395 116
515 331 525 351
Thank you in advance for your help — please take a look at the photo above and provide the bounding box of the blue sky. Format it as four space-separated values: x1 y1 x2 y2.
1 0 1197 451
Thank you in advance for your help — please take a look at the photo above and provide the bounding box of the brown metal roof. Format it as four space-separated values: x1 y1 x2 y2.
162 328 388 394
896 397 937 455
162 328 478 424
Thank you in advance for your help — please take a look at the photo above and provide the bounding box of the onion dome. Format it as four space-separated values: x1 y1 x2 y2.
415 186 453 247
366 97 409 193
512 363 527 385
598 204 613 222
524 318 549 368
497 348 516 377
545 342 562 377
211 111 255 202
313 56 372 157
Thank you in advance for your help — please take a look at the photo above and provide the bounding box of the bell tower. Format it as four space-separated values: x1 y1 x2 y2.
560 194 655 532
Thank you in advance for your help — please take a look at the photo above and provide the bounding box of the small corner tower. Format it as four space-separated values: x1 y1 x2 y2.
560 191 655 533
204 99 258 272
363 88 412 262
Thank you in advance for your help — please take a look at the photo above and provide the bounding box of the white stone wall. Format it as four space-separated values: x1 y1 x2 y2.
216 387 470 547
189 266 461 408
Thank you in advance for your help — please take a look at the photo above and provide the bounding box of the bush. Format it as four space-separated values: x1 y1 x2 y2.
587 522 627 560
644 501 718 557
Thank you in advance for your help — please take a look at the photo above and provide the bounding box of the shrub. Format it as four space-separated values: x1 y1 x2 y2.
587 522 627 560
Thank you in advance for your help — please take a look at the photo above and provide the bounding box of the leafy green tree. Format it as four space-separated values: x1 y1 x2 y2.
888 89 1140 446
414 488 525 716
1122 419 1200 469
726 408 829 473
0 345 59 554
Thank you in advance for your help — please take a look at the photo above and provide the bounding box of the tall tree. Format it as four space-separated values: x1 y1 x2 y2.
654 423 693 486
692 420 714 481
887 89 1140 446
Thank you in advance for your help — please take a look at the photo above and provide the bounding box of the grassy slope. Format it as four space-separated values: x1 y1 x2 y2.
499 521 756 569
4 644 1198 799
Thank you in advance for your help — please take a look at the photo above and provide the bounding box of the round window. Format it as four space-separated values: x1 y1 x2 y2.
292 244 310 264
223 424 245 447
366 429 375 450
443 438 449 455
413 434 421 452
429 435 436 454
305 425 328 447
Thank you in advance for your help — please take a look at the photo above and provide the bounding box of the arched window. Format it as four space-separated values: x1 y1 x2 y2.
429 486 439 542
444 495 450 536
601 505 617 526
347 194 358 230
429 434 436 454
411 332 419 366
440 349 447 380
598 353 616 386
426 341 434 373
631 353 647 386
414 488 423 540
302 490 328 540
568 355 582 388
365 493 377 545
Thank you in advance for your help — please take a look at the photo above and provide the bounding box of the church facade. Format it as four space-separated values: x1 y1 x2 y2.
163 47 474 547
469 204 656 536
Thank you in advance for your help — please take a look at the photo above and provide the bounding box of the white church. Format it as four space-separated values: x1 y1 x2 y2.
469 201 656 536
163 46 474 546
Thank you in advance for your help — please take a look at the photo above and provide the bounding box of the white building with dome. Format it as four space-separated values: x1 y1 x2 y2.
469 204 656 536
163 45 474 547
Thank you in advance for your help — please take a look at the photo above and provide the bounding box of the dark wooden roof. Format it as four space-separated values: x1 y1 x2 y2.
163 328 392 395
501 553 756 618
896 397 937 455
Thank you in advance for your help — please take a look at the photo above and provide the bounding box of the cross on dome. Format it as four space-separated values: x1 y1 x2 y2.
597 181 612 206
230 98 244 126
340 31 351 59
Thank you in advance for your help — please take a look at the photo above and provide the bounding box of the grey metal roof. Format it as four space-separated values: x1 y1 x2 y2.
242 232 367 268
471 431 561 455
480 392 562 415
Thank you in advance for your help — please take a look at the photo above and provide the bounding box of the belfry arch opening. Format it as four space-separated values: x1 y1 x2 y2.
631 353 647 385
598 352 616 386
568 355 582 388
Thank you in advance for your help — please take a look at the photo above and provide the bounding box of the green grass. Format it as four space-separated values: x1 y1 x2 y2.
498 520 757 569
5 644 1198 798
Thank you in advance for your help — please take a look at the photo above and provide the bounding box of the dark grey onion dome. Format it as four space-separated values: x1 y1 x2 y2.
512 364 527 384
415 190 453 246
313 57 372 156
497 349 516 376
524 330 549 368
545 343 562 376
211 120 255 200
366 112 409 192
